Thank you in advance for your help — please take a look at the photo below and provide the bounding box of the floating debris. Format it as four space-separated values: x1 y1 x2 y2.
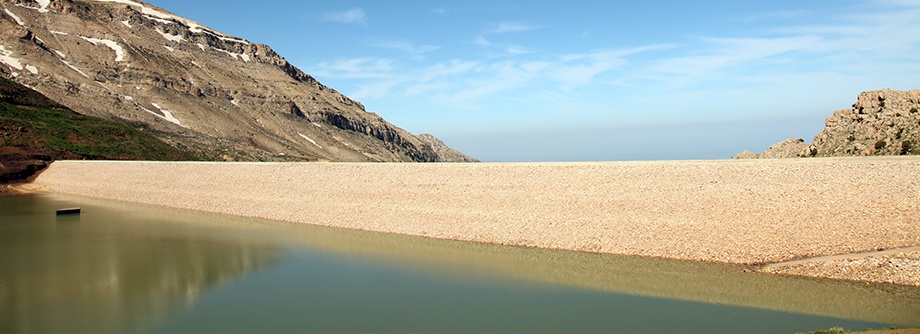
55 207 81 215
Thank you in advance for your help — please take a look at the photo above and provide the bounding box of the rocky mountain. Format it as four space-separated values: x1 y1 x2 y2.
0 0 474 162
735 89 919 159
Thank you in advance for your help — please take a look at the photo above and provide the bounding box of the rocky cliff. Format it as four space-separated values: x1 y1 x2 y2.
0 0 474 162
736 89 919 159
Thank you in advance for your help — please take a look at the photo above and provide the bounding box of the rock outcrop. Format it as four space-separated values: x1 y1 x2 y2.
733 138 812 159
736 89 919 159
0 0 475 162
810 89 919 157
417 133 479 163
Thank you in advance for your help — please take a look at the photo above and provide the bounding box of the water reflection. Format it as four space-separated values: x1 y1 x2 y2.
0 195 281 333
266 217 920 327
1 194 918 333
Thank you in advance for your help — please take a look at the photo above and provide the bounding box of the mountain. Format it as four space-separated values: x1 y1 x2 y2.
735 89 919 159
0 0 474 162
1 75 199 183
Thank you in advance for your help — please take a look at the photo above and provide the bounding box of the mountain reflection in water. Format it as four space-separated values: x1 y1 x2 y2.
0 194 282 333
1 194 918 333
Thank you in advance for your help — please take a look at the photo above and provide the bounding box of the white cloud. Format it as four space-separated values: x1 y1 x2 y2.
369 40 439 55
321 8 367 24
472 35 492 46
493 22 540 33
311 0 920 127
309 57 393 79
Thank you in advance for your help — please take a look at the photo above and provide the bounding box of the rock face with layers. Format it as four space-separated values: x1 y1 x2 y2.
736 89 920 159
0 0 474 162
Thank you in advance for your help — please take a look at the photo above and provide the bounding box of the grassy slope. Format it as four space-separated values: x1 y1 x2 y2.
0 76 201 182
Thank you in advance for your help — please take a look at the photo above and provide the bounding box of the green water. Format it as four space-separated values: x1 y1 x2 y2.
1 194 918 333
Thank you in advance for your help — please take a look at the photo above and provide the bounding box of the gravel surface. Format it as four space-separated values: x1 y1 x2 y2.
765 250 920 286
32 157 920 285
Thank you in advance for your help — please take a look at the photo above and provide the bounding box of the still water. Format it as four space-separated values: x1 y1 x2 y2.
1 194 918 333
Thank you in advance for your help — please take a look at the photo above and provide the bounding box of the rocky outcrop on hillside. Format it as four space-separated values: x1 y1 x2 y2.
0 0 475 162
735 89 919 159
417 133 479 162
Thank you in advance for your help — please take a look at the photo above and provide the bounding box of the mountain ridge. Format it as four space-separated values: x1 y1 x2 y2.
0 0 476 162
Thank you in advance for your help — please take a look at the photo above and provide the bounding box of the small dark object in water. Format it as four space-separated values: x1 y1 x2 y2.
56 208 81 215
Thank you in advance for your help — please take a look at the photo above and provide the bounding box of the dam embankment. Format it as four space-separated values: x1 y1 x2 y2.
32 158 920 285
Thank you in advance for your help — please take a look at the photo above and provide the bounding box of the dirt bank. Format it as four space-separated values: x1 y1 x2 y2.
32 158 920 285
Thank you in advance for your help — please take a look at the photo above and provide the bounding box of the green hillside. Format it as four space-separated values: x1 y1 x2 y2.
1 76 201 182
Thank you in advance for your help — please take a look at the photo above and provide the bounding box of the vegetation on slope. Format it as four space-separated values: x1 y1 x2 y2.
0 76 201 183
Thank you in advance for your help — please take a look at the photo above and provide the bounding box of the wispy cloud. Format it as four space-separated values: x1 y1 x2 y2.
554 46 673 88
339 44 665 108
321 8 367 24
472 35 492 46
369 39 439 55
492 22 540 33
736 9 810 22
311 0 920 116
309 57 393 79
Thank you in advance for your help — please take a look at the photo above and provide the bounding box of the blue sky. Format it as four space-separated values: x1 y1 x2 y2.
145 0 920 161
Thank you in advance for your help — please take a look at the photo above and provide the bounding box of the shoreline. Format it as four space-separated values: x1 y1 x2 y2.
29 157 920 286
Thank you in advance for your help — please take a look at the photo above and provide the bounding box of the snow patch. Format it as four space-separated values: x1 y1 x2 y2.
15 2 48 13
143 15 173 25
5 9 25 26
25 64 37 74
124 95 133 101
196 43 206 51
230 99 240 106
0 45 24 71
216 35 250 45
213 48 250 62
91 0 249 44
54 50 66 58
155 28 184 43
121 19 132 28
95 81 113 92
311 122 323 128
60 59 89 78
78 36 126 62
50 30 68 35
298 132 322 148
163 45 174 52
333 136 351 147
35 0 51 12
146 102 183 126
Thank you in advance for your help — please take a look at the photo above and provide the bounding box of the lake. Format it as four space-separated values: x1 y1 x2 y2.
1 193 918 333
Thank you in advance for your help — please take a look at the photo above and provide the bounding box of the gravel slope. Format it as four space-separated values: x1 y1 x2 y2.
32 158 920 285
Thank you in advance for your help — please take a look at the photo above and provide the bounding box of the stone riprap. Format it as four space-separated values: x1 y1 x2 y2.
32 158 920 285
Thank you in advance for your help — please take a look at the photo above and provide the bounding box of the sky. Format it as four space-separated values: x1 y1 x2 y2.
144 0 920 162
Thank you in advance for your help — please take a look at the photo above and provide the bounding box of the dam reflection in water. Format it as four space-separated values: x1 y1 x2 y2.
1 194 918 333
